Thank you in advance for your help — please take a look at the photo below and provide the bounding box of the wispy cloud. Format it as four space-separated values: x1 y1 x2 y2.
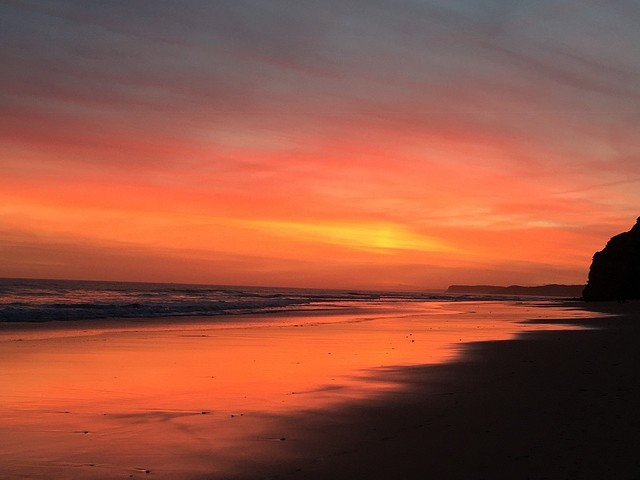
1 0 639 287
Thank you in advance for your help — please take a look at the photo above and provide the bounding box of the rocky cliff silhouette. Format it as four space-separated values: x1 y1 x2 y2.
583 217 640 301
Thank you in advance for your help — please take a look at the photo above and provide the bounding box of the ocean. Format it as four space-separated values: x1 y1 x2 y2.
0 278 533 323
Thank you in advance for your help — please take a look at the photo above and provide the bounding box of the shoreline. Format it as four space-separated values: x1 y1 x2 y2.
0 298 588 338
230 300 640 479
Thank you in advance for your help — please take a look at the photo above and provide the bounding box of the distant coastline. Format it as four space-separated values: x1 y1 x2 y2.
446 284 585 297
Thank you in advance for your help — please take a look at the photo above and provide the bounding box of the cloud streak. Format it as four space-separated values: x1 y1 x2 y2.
1 0 639 288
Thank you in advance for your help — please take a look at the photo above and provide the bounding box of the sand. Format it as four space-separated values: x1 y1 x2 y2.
1 300 638 479
234 301 640 479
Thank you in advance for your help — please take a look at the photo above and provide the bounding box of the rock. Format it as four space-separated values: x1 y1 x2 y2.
583 217 640 301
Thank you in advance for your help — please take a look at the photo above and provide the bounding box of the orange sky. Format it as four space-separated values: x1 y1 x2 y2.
1 1 639 290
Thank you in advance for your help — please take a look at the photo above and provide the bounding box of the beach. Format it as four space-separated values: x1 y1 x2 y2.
234 301 640 480
1 299 638 479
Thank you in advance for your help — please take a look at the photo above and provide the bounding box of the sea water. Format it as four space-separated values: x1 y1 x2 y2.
0 277 537 323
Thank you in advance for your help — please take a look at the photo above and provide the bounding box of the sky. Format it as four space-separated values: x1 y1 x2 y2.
1 0 639 290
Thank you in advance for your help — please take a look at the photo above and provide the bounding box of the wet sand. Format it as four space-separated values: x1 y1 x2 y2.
233 301 640 479
1 300 635 479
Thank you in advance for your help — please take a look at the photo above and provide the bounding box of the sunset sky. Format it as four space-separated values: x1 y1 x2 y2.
2 0 639 290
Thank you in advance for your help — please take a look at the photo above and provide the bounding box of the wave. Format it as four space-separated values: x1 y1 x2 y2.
0 278 542 322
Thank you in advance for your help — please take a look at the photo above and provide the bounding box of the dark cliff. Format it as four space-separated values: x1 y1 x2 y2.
582 217 640 301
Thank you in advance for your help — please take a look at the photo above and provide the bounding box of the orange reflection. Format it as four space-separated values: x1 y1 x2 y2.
0 301 593 478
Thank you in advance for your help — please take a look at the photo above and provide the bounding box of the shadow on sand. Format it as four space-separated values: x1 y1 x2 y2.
226 304 640 479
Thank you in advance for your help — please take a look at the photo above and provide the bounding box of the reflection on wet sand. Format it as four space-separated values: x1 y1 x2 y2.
0 301 593 479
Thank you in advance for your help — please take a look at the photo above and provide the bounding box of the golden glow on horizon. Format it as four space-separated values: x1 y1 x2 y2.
236 219 460 254
0 180 628 288
0 196 453 254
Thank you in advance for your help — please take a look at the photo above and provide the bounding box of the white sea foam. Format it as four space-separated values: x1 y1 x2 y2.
0 278 545 322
